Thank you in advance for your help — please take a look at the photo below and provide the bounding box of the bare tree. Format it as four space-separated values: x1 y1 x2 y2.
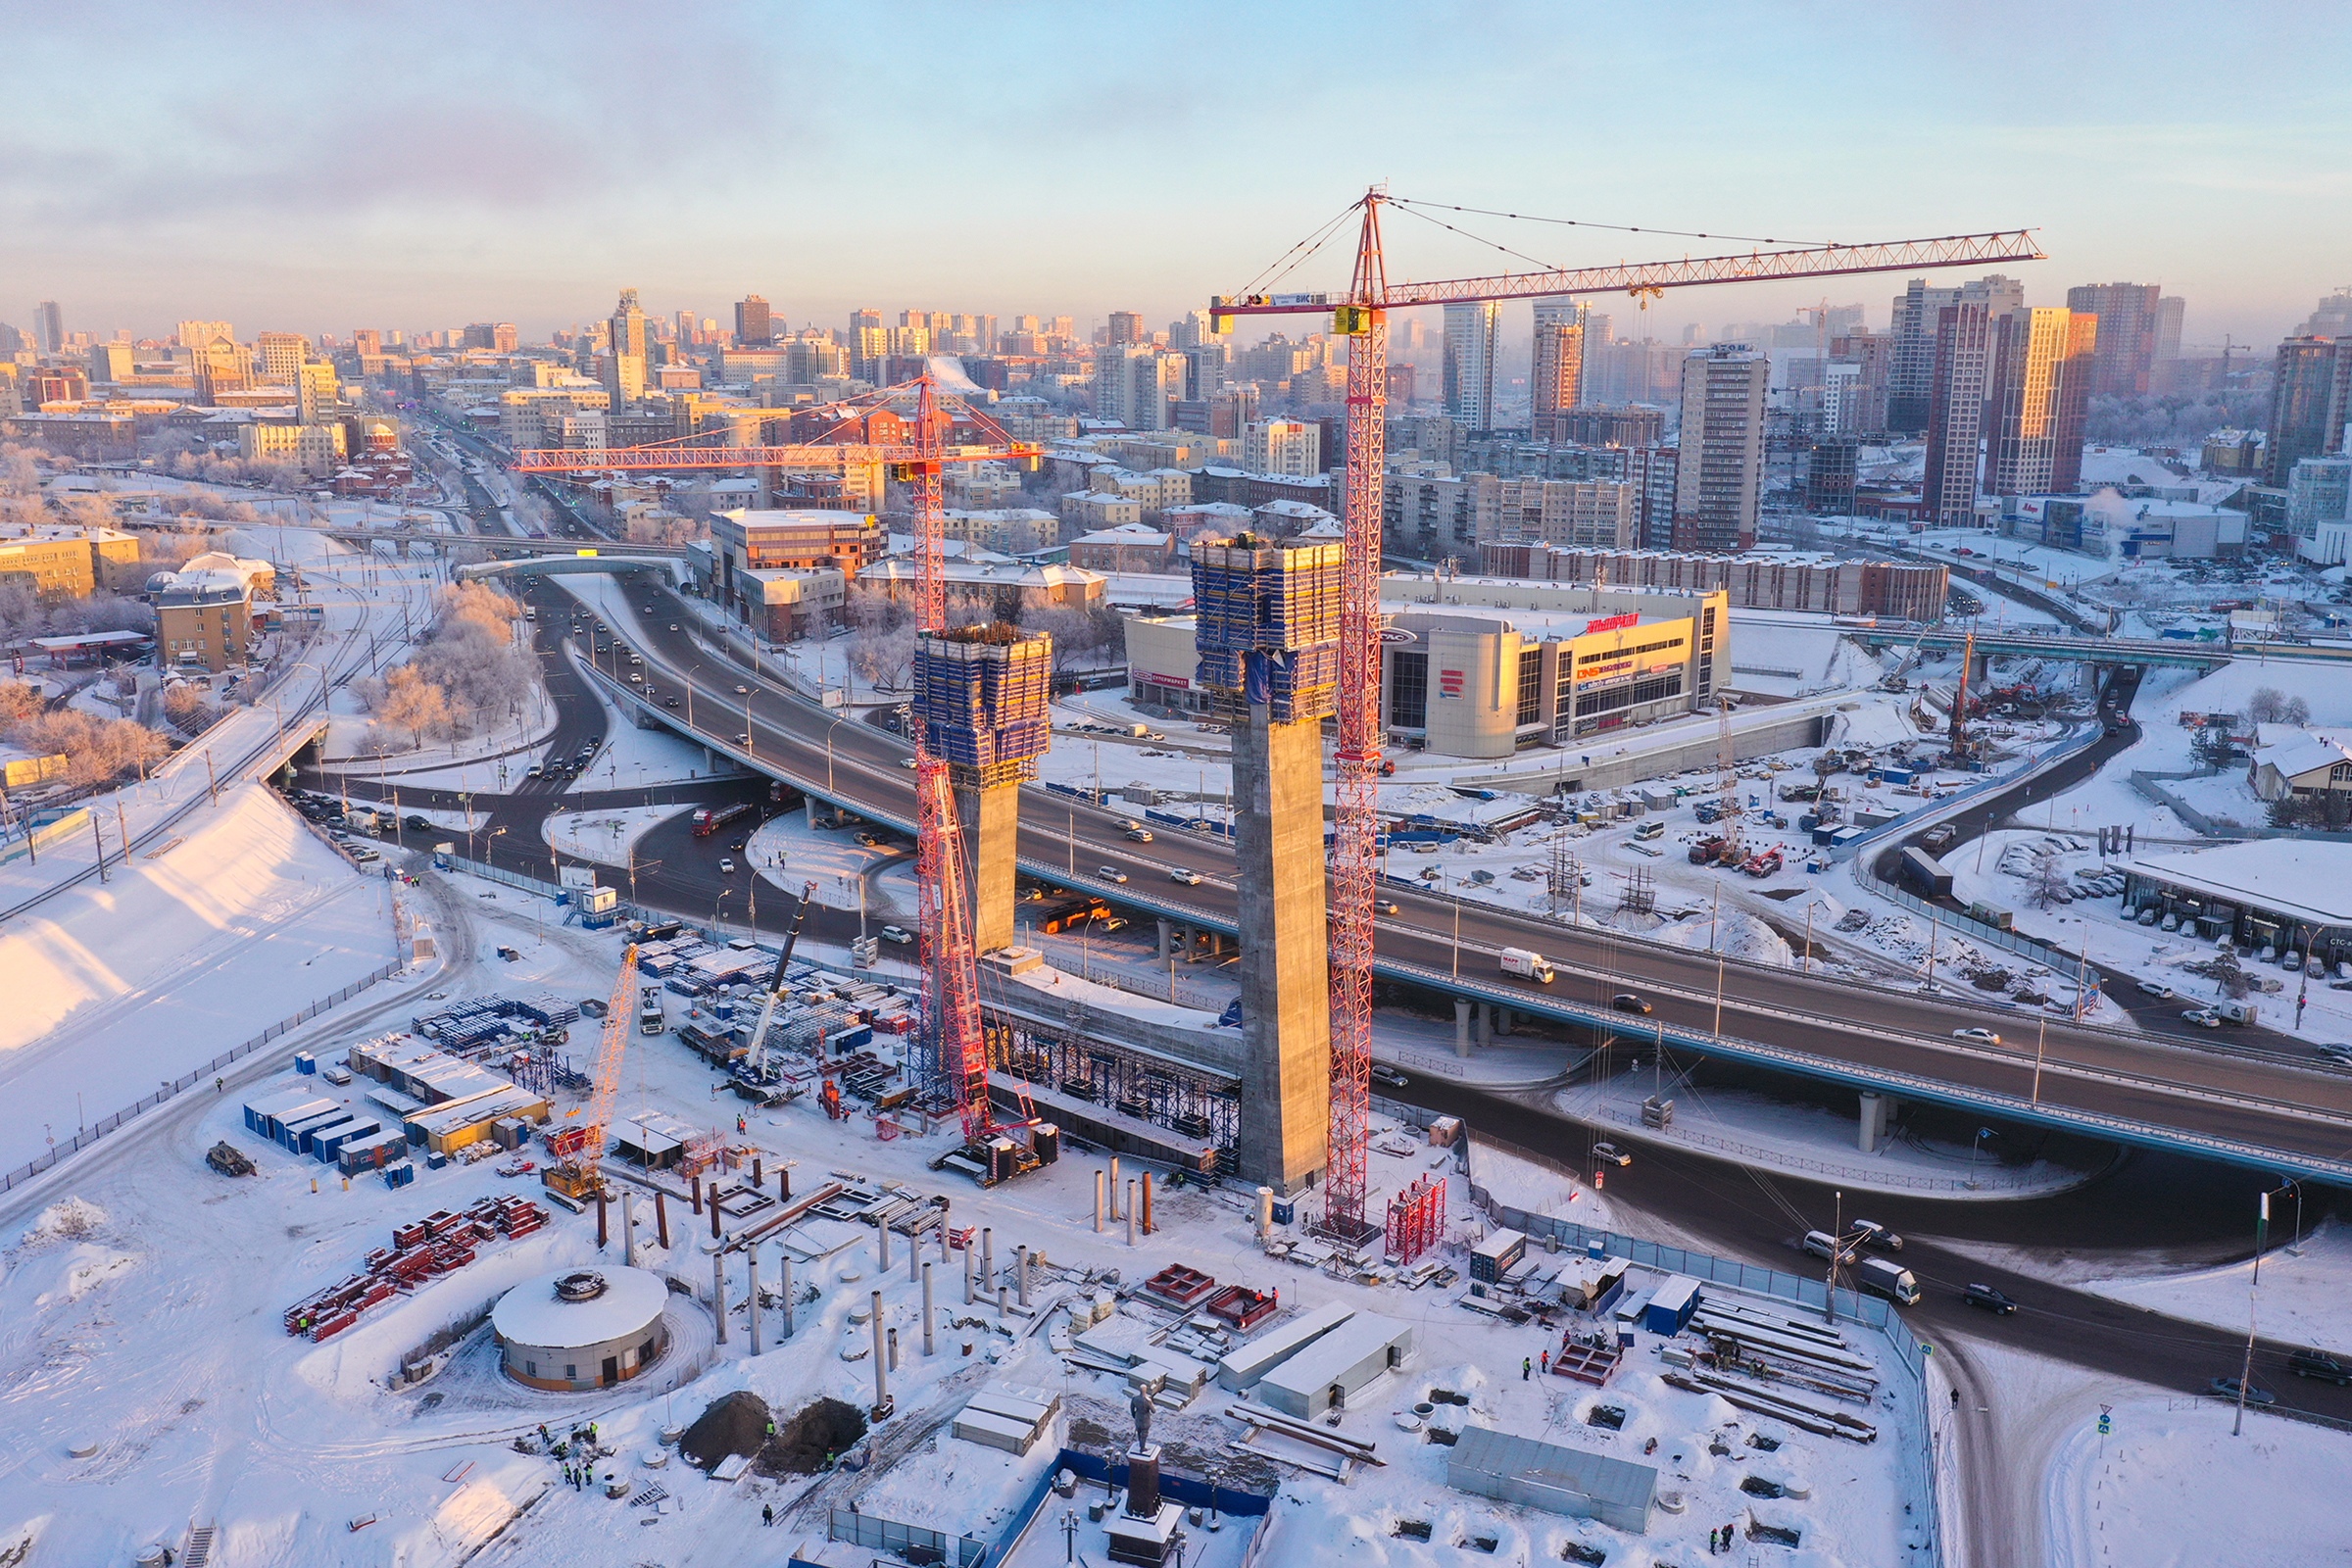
5 709 171 787
2247 686 2288 725
2283 696 2313 726
373 665 455 748
2024 852 2071 911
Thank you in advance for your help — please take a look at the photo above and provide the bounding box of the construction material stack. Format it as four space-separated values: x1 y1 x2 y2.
284 1196 548 1342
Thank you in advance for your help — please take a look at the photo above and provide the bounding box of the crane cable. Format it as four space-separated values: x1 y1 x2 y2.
1390 196 1837 251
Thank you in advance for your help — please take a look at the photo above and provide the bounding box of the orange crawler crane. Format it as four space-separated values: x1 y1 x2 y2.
543 943 639 1204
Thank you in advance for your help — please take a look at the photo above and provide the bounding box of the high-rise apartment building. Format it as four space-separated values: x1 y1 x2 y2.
1242 418 1321 477
2155 296 2185 361
1922 302 1993 525
177 320 232 352
296 360 340 424
1105 311 1146 347
734 296 773 346
1443 302 1501 430
1984 307 2097 498
1826 329 1891 436
1671 344 1768 552
32 301 64 356
2065 282 2161 398
1094 347 1184 430
606 288 648 403
2265 338 2350 487
1887 275 2023 432
255 332 308 387
1531 297 1585 422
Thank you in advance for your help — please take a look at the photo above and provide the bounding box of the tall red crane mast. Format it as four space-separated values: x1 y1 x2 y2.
516 380 1045 1143
1212 193 2043 1241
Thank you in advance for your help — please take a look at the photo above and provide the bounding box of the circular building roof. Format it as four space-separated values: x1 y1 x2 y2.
493 1266 668 1350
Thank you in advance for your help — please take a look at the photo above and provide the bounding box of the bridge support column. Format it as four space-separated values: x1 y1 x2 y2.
1857 1092 1893 1152
1453 998 1473 1058
1156 919 1173 963
1475 1004 1493 1049
1494 1006 1514 1038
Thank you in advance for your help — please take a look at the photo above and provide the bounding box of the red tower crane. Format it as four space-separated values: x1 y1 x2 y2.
1212 193 2043 1240
517 381 1046 1142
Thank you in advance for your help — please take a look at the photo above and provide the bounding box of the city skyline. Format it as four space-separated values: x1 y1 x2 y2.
6 1 2348 345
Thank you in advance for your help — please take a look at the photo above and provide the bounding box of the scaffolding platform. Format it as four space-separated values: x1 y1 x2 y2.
913 623 1053 782
1189 535 1342 722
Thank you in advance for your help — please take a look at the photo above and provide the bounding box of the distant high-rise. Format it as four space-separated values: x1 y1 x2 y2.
735 295 773 346
1922 302 1993 525
1671 344 1768 552
607 288 648 403
297 360 340 424
2155 296 2185 361
32 301 64 356
1984 307 2097 497
1887 275 2022 433
1242 418 1321 477
176 319 233 352
1105 311 1146 347
255 331 308 387
1531 297 1586 422
1827 329 1891 436
2265 338 2350 488
2294 290 2352 340
1443 302 1501 430
2066 282 2161 398
493 322 519 354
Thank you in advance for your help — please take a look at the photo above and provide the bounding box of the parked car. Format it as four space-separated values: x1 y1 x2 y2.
1592 1142 1632 1167
2208 1376 2275 1405
2288 1348 2351 1386
880 924 915 946
1962 1283 2018 1315
1369 1065 1410 1089
1098 865 1129 884
1952 1027 2002 1045
1611 993 1652 1014
1169 868 1204 886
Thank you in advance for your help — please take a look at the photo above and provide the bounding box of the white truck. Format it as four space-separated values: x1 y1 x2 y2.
1856 1256 1922 1307
1499 948 1556 984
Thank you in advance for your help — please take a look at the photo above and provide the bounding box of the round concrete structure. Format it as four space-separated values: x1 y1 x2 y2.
493 1267 669 1392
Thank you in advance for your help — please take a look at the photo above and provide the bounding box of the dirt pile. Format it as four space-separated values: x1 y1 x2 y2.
680 1390 772 1471
754 1396 867 1478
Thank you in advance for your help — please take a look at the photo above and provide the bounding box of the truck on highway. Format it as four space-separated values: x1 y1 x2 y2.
1500 948 1555 984
1856 1256 1922 1307
691 802 757 838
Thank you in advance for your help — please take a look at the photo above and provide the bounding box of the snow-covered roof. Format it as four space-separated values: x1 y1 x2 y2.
2119 840 2352 926
491 1266 667 1349
2253 731 2352 782
1074 522 1169 545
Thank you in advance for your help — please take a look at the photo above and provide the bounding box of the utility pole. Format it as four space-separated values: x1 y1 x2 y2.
2234 1188 2269 1438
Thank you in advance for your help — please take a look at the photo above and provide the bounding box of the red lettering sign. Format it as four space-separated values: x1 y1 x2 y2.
1584 612 1641 635
1438 669 1465 699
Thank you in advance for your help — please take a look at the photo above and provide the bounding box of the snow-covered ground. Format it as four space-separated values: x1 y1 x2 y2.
0 783 399 1173
0 858 1934 1568
746 810 906 911
2042 1396 2352 1568
2078 1219 2352 1351
1555 1056 2089 1200
542 806 691 867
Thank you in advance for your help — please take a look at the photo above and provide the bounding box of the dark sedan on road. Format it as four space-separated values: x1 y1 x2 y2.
1611 993 1652 1014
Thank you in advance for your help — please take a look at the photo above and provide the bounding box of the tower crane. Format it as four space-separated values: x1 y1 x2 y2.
543 943 640 1204
1212 193 2042 1240
517 381 1043 1147
738 879 820 1091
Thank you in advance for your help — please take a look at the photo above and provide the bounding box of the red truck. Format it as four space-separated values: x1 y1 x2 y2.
691 802 756 837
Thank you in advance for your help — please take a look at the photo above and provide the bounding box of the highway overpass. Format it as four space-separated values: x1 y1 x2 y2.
546 570 2352 1188
1856 625 2352 672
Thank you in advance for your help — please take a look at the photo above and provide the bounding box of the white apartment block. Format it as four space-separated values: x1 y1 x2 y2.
1241 418 1322 477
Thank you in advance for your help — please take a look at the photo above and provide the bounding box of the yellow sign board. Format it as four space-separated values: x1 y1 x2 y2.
2 754 67 789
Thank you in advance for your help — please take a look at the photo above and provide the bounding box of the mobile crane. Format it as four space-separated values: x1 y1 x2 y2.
732 880 820 1100
543 943 639 1205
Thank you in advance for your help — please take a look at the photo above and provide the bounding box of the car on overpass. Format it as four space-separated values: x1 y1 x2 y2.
1952 1026 2002 1044
1098 866 1129 884
1169 868 1203 886
1611 993 1652 1014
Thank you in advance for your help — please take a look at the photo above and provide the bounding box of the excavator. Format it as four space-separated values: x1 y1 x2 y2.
543 943 639 1207
728 880 820 1102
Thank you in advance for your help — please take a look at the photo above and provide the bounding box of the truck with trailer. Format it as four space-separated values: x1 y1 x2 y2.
691 802 756 838
1899 847 1955 899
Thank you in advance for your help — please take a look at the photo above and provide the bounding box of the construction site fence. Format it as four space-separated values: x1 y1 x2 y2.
823 1507 987 1567
1441 1122 1942 1567
0 958 406 1197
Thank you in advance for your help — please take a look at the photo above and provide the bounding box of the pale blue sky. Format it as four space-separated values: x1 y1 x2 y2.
6 1 2345 348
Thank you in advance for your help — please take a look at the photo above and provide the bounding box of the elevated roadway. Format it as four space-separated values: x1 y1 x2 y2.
514 567 2352 1187
1857 624 2352 671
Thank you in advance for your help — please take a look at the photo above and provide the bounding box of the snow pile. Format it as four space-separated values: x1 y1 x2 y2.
36 1243 138 1306
17 1196 108 1250
1652 907 1794 966
1469 1137 1613 1227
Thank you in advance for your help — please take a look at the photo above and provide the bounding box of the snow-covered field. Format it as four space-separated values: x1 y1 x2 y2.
2080 1219 2352 1351
0 783 397 1172
542 806 690 867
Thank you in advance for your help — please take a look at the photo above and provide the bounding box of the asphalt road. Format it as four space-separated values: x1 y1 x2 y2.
521 570 2352 1179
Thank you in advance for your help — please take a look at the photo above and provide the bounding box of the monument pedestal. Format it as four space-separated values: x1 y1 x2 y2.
1103 1444 1182 1565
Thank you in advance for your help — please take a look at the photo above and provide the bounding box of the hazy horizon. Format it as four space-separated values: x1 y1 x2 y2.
8 1 2347 350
